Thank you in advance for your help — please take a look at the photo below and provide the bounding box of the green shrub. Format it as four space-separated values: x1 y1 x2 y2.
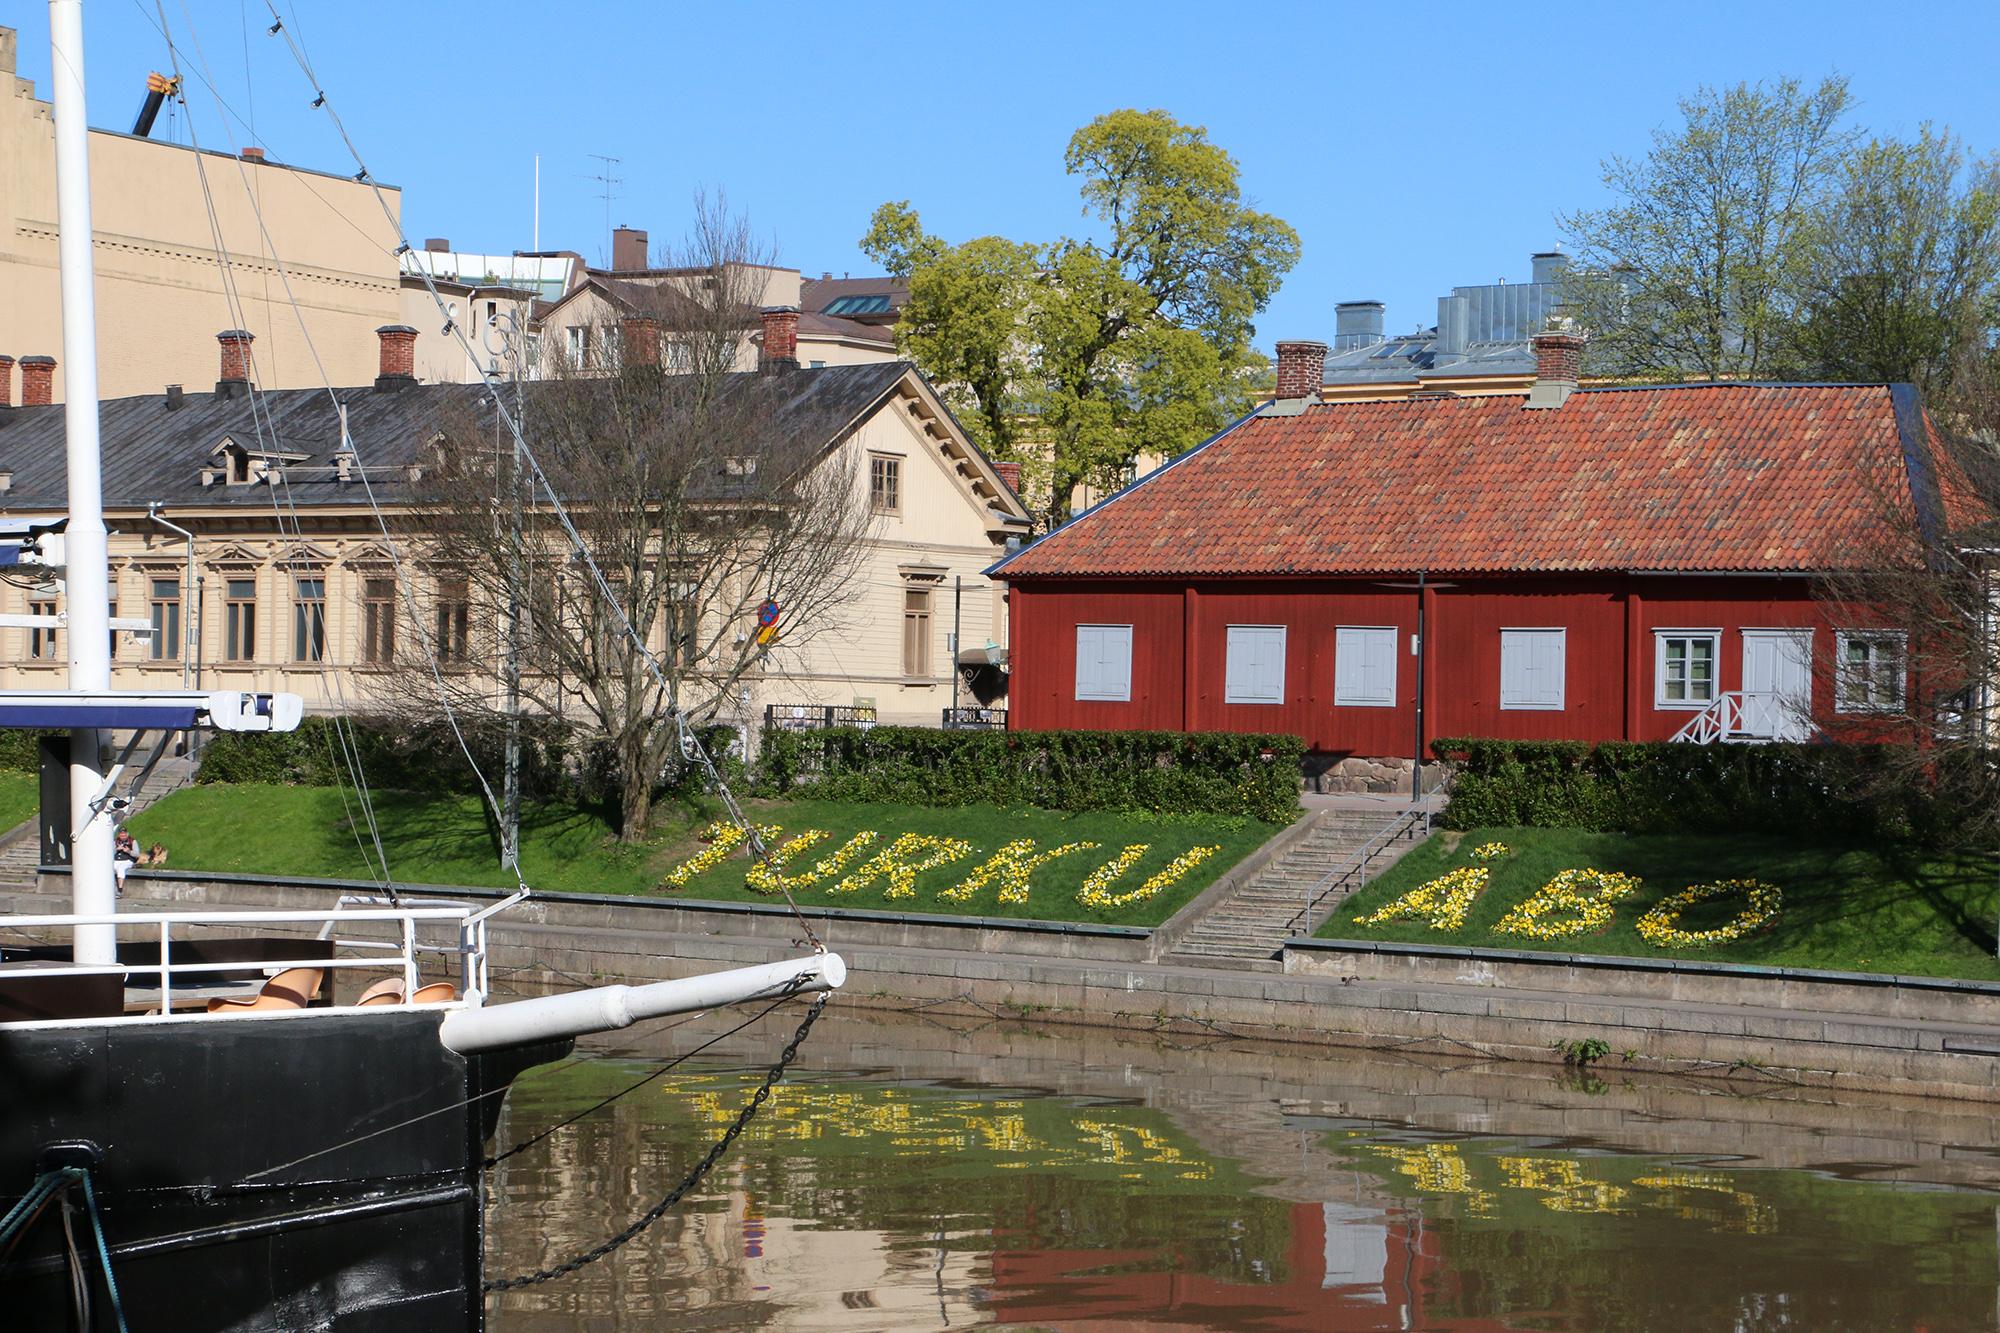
198 716 744 814
0 730 52 773
1429 736 1947 842
756 726 1302 822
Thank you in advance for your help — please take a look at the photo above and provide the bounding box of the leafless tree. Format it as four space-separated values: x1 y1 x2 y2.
385 200 874 839
1816 423 2000 847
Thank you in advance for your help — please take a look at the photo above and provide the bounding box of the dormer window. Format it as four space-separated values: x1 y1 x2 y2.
228 446 251 485
723 456 758 478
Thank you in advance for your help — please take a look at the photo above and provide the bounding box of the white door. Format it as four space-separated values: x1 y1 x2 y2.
1740 631 1812 740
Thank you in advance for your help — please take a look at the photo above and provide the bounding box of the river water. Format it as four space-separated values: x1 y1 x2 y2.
485 1004 2000 1331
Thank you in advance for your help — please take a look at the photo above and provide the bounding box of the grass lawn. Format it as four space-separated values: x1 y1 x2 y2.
1323 825 2000 981
0 771 38 834
128 783 1277 927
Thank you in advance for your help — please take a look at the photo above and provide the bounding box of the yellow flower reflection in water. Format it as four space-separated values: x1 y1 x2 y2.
1498 1156 1633 1214
1633 1172 1778 1234
1371 1143 1497 1216
671 1078 1211 1180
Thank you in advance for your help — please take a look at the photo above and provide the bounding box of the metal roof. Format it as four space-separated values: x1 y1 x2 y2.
0 361 918 513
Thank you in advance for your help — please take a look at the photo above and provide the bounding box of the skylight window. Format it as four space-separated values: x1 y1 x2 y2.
824 294 893 316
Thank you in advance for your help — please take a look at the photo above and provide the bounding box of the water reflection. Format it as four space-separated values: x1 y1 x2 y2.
486 1008 2000 1330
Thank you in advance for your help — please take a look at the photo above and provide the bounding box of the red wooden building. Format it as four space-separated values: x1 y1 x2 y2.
991 334 1980 785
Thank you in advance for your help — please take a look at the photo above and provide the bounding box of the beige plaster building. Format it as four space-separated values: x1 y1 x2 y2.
0 323 1028 736
0 25 405 402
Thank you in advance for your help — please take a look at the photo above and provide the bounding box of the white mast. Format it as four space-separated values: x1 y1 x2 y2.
48 0 116 964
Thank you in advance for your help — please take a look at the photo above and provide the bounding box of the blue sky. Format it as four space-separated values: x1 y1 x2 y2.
13 1 2000 353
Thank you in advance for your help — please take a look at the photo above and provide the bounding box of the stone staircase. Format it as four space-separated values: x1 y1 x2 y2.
0 754 196 890
1165 807 1432 967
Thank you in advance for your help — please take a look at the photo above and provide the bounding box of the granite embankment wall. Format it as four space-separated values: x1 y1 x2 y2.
20 869 2000 1102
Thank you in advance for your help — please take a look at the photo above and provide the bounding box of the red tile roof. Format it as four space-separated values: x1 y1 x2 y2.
996 384 1981 579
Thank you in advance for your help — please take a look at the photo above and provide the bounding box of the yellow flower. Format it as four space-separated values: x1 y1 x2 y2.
663 820 782 888
1470 841 1512 861
1634 879 1783 949
939 839 1099 906
1494 868 1642 941
1077 845 1219 910
745 830 878 895
833 832 974 899
1358 866 1490 932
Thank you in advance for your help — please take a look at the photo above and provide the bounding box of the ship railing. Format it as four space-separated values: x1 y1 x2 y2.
319 890 527 1006
0 903 503 1018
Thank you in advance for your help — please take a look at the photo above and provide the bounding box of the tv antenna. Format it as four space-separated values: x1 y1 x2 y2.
583 153 622 263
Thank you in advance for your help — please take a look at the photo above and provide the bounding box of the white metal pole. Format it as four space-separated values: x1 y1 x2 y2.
49 0 116 964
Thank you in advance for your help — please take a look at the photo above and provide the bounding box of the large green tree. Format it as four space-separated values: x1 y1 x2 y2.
1558 75 1857 381
1788 127 2000 401
863 109 1299 530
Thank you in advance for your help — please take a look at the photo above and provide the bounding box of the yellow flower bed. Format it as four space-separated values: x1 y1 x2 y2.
1357 866 1490 932
1469 841 1511 861
832 832 975 900
1078 844 1219 910
1634 879 1783 949
745 830 878 895
660 822 1227 911
1494 868 1642 942
663 819 781 888
939 839 1099 906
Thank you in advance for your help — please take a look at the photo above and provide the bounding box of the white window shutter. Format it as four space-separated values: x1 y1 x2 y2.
1335 627 1396 706
1075 624 1132 702
1500 630 1565 710
1225 626 1286 704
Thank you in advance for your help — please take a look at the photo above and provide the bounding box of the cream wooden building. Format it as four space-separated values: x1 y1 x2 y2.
0 326 1029 736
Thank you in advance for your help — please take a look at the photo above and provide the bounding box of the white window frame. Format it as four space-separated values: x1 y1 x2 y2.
1333 626 1397 707
1654 629 1722 710
1835 629 1908 714
1223 624 1287 705
1074 624 1133 703
1499 627 1567 711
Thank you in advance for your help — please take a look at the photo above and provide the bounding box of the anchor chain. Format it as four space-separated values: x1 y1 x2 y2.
482 993 827 1292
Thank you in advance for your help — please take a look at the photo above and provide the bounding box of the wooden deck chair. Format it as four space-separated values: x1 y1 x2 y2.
355 976 406 1007
206 966 324 1014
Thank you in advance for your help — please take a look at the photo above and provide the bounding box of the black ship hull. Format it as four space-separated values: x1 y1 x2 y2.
1 1008 566 1331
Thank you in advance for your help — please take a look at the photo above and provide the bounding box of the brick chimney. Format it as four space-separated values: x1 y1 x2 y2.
992 460 1022 494
611 226 649 271
20 356 56 407
620 314 662 370
759 306 799 374
1526 324 1586 410
240 146 265 163
374 324 417 392
216 329 254 398
1273 340 1327 402
0 355 13 409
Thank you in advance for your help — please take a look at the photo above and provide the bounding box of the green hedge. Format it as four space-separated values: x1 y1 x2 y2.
198 717 739 811
1430 737 1946 842
0 730 49 774
757 727 1303 823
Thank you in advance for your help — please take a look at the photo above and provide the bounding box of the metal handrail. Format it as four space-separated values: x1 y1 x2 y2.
1 904 491 1019
1282 806 1433 938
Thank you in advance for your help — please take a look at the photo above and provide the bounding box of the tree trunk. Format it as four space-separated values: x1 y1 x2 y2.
617 736 654 843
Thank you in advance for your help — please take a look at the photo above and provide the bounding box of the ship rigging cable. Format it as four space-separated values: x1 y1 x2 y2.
153 0 528 897
253 0 826 953
144 10 402 888
147 1 400 891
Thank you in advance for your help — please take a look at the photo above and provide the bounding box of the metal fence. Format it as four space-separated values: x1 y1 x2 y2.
941 707 1007 730
762 704 878 733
